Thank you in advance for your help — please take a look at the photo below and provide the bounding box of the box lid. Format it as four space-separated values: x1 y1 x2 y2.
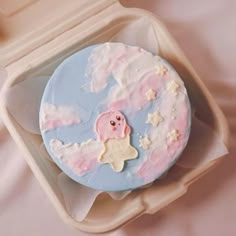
0 0 117 67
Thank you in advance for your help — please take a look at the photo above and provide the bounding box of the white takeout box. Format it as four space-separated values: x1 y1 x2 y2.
0 0 229 234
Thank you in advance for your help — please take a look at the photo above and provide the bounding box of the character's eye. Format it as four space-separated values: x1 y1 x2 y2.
116 116 121 121
110 120 116 126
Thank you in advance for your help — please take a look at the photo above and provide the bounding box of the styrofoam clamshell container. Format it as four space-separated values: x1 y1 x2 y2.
0 0 229 233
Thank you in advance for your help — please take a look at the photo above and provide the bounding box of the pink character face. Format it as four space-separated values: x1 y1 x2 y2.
94 111 131 142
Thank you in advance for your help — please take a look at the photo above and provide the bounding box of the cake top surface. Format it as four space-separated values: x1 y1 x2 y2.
40 42 191 191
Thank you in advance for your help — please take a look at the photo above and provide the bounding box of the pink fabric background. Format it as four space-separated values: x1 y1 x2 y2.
1 0 236 235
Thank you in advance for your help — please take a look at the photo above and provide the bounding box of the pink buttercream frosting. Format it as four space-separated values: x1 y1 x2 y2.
50 139 103 176
40 103 80 132
136 98 190 181
109 72 163 111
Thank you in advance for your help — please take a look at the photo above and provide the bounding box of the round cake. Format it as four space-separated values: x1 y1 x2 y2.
39 42 191 191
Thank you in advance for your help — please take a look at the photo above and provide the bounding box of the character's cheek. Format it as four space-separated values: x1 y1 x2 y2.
112 126 117 131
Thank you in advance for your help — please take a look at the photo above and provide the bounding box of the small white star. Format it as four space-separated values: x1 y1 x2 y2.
156 64 168 76
167 129 180 142
146 111 163 127
139 135 152 150
145 88 156 101
167 80 180 94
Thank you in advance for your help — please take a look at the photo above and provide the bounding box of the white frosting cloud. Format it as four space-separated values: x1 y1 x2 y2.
40 103 81 132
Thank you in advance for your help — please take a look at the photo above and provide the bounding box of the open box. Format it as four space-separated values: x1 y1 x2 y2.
0 0 229 234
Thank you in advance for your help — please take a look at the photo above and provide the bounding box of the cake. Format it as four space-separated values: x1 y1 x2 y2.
39 42 191 191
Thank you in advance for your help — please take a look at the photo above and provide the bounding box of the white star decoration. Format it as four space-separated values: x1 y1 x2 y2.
167 129 180 142
98 136 138 172
156 64 168 76
139 135 152 150
146 111 163 127
167 80 180 94
145 88 156 101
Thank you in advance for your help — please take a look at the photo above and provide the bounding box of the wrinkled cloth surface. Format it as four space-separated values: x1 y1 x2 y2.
1 0 236 235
